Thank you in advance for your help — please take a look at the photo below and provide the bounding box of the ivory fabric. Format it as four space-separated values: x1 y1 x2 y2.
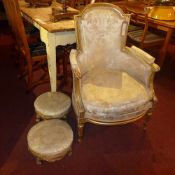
74 6 154 87
79 7 125 52
78 68 152 122
77 6 129 75
27 119 73 162
34 92 71 119
76 48 153 87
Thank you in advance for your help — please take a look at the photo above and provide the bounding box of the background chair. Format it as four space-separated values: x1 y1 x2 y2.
70 3 160 142
2 0 67 91
126 8 165 50
2 0 40 63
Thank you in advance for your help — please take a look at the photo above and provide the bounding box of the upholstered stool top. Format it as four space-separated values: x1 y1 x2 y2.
27 119 73 162
34 92 71 119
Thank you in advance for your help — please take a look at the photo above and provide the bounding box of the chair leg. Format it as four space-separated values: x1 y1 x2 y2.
25 55 33 91
36 114 41 122
68 147 72 156
77 121 85 142
143 109 152 130
62 52 68 84
36 157 42 165
17 54 26 79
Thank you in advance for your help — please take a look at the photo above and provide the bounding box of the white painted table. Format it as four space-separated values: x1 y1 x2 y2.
19 0 77 92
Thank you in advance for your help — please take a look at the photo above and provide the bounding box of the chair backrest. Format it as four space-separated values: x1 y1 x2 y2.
2 0 16 33
74 3 130 71
73 0 94 10
127 7 164 49
127 9 149 48
75 3 130 50
6 0 32 65
2 0 10 25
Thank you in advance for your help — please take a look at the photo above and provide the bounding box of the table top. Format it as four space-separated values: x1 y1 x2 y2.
114 1 175 29
19 0 78 32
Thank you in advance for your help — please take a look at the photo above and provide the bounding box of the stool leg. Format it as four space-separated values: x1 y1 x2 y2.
62 115 67 121
143 109 152 130
36 157 42 165
68 147 72 156
36 114 41 122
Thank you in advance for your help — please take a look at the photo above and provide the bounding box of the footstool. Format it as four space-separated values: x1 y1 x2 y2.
27 119 73 163
34 92 71 121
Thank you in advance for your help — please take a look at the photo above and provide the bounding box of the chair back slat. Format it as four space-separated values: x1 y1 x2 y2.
126 8 164 49
11 0 30 56
2 0 16 33
3 0 35 89
7 0 32 68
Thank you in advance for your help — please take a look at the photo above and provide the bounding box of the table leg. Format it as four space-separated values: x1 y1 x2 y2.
40 28 57 92
159 28 173 68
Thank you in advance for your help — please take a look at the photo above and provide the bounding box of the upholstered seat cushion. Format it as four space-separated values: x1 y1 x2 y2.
81 68 152 122
27 119 73 162
34 92 71 119
128 24 142 32
25 25 39 36
128 29 164 44
29 42 66 57
29 41 46 56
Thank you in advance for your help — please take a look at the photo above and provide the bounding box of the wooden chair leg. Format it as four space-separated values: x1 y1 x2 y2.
78 122 85 142
17 54 26 79
36 114 41 122
26 67 33 92
143 109 152 130
68 147 72 156
36 157 42 165
62 52 68 84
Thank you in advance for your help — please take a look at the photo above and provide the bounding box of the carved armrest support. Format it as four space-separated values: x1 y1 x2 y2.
73 76 85 114
70 49 81 79
70 49 85 114
152 63 160 72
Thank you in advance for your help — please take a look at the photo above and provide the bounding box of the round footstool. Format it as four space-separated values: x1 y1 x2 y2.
34 92 71 121
27 119 73 163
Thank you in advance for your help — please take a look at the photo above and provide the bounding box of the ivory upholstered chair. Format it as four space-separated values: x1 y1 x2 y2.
70 3 160 142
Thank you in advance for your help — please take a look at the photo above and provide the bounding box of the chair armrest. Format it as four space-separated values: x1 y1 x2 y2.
123 45 160 101
127 46 160 72
70 49 81 79
152 63 160 72
122 46 160 92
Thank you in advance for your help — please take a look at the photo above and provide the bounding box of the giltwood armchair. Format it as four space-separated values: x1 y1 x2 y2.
70 3 160 142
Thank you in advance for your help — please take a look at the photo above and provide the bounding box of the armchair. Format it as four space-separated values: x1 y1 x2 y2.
127 8 165 49
70 3 160 142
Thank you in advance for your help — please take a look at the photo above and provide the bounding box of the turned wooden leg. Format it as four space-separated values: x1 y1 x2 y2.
36 114 41 122
78 122 85 142
158 28 173 68
68 147 72 156
36 157 42 165
143 109 152 130
62 52 68 85
26 63 33 92
62 115 67 120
